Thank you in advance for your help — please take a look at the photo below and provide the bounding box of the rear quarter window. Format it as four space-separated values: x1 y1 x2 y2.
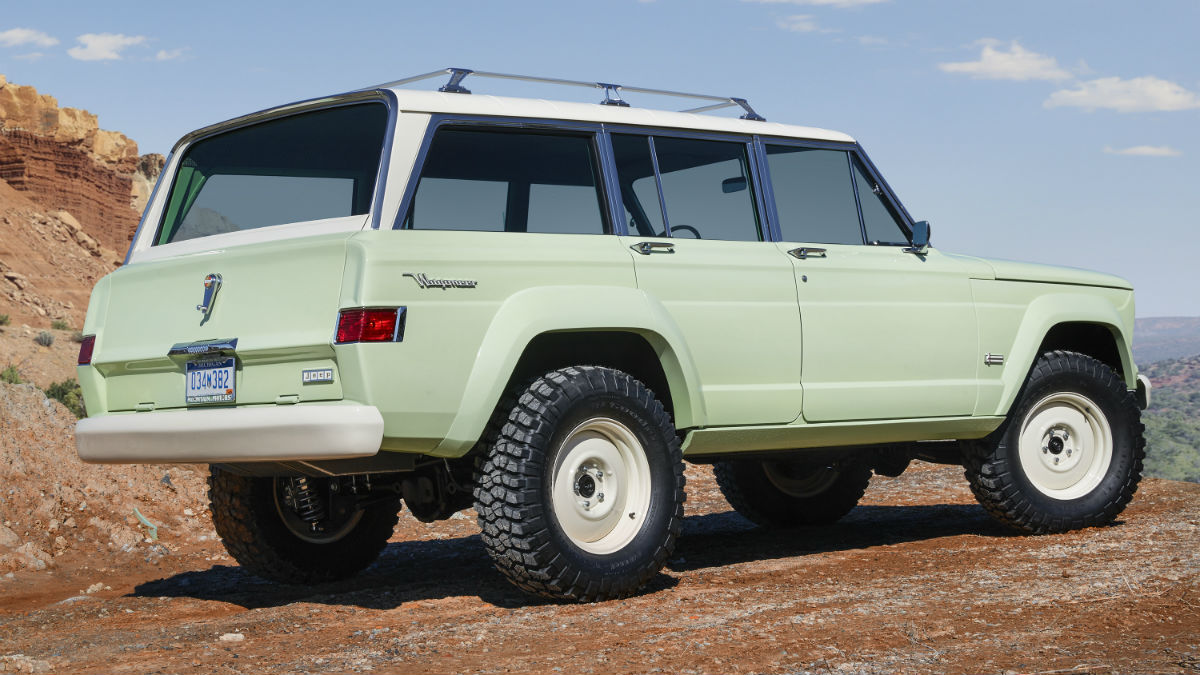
155 103 388 245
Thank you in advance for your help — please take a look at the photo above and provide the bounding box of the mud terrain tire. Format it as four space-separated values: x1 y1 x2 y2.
208 468 400 584
964 350 1144 534
474 366 685 602
714 459 872 528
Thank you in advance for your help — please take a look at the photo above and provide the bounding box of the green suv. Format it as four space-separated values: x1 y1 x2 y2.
75 69 1150 601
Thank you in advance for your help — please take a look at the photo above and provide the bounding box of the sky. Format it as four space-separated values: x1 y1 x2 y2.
1 0 1197 317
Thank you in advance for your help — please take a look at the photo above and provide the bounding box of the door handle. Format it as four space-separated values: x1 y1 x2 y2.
788 247 827 260
631 241 676 255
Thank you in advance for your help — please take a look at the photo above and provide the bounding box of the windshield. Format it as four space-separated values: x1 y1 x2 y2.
155 102 388 245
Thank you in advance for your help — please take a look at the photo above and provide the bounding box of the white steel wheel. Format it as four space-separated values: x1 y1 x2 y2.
1017 391 1113 501
551 417 653 555
762 462 840 498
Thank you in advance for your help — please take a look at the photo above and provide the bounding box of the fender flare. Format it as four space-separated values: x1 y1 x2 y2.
990 292 1134 417
430 285 705 457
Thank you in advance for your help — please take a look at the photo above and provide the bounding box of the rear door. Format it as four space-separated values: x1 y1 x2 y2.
612 133 803 427
87 102 391 412
762 143 978 422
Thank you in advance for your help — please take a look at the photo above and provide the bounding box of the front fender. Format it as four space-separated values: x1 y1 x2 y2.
990 290 1134 417
430 285 706 457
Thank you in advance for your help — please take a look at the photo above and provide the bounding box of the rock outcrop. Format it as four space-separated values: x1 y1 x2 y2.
0 74 157 253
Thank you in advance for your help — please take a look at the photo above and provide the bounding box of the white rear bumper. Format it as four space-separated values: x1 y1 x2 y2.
76 404 384 464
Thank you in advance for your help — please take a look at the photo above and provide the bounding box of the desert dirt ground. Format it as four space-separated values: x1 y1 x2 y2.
1 429 1198 675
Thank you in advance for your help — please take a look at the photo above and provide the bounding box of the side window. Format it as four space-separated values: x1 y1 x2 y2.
852 158 909 245
653 137 761 242
406 127 607 234
765 145 862 245
611 134 761 242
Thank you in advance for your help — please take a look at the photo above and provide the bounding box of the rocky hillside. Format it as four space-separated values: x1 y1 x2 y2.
0 75 164 330
1143 354 1200 483
1134 316 1200 365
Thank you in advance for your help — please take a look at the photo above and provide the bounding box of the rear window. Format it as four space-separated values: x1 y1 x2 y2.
155 103 388 245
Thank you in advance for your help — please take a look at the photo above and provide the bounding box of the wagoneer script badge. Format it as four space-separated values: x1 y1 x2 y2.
196 273 223 315
403 272 477 290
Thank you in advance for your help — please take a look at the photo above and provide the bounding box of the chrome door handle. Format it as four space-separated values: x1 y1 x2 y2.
788 247 827 260
631 241 676 255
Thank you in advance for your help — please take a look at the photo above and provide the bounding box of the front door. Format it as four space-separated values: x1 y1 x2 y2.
611 133 803 427
763 143 978 422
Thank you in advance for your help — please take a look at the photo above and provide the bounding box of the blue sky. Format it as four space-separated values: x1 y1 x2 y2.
1 0 1197 317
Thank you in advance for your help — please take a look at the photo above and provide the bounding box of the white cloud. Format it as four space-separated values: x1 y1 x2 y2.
67 33 147 61
1103 145 1183 157
14 52 44 62
744 0 887 7
1046 76 1200 113
155 48 186 61
776 14 821 32
0 28 59 48
939 40 1071 81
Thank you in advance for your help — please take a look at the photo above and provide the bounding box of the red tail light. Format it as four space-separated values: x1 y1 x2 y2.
335 308 405 344
77 335 96 365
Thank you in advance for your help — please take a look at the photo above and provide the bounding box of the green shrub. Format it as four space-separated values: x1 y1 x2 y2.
0 364 20 385
51 319 70 330
0 314 9 326
44 379 86 418
34 331 54 347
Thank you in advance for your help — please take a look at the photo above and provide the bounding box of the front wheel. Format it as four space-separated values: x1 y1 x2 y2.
474 366 685 602
964 350 1145 534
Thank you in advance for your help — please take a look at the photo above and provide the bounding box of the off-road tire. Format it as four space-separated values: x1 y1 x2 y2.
208 468 400 584
713 459 873 528
964 350 1145 534
474 366 686 602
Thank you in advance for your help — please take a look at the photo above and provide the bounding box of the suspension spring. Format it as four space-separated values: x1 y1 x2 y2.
286 477 326 523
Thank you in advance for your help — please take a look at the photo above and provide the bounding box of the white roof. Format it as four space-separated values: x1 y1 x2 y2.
384 88 857 144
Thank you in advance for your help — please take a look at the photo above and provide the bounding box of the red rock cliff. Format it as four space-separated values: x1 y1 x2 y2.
0 74 158 253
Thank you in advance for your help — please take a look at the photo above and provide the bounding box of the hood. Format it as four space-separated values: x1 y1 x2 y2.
979 258 1133 290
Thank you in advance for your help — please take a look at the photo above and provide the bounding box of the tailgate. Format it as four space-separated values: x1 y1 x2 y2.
87 231 356 412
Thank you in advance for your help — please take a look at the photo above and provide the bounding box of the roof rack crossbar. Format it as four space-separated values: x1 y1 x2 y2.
363 68 766 121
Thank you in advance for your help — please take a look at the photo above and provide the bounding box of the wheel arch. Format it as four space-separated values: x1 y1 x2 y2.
992 292 1135 417
429 285 705 457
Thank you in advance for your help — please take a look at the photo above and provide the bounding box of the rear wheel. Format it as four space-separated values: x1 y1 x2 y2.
208 468 400 584
964 350 1144 534
714 458 873 528
474 366 685 602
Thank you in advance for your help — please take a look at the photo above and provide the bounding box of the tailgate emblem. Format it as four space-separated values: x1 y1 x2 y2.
196 273 223 318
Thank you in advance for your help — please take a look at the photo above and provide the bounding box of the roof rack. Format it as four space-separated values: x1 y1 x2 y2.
365 67 766 121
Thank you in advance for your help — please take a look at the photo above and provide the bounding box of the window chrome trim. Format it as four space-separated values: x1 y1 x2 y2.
146 91 398 251
391 114 614 234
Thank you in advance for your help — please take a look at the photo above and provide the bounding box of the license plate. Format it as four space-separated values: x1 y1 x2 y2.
186 357 235 405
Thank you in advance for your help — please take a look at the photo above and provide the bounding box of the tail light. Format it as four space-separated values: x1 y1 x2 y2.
78 335 96 365
335 308 406 344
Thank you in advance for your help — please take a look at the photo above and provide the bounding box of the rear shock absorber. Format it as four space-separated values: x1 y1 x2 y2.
285 477 327 524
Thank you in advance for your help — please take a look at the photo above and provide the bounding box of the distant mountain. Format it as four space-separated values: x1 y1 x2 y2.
1134 316 1200 365
1141 354 1200 483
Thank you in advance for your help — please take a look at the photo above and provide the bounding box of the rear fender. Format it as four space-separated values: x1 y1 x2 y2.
430 285 705 457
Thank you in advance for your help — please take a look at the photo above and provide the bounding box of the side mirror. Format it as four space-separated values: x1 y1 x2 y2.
906 220 931 255
721 176 747 193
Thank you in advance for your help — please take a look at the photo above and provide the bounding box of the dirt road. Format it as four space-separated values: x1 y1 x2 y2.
1 457 1198 674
